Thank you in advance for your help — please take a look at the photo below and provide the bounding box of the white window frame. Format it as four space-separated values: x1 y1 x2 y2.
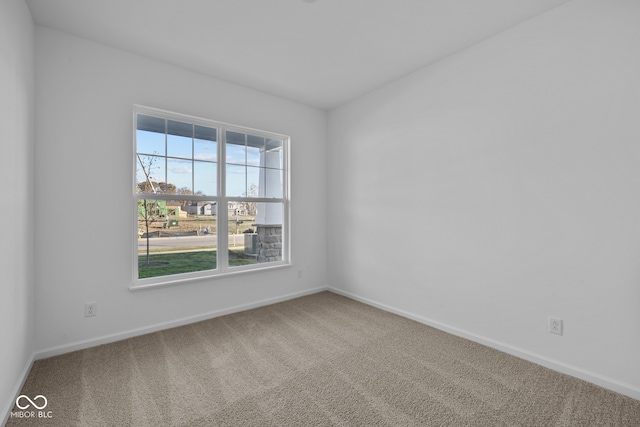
132 105 290 290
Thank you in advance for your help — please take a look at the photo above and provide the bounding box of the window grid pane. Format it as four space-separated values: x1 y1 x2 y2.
136 154 165 194
194 161 217 196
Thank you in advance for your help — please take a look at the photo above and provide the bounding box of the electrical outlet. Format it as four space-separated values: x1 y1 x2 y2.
85 302 97 317
297 269 303 278
549 316 563 335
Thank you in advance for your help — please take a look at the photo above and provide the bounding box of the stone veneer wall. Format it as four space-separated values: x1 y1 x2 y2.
256 225 282 263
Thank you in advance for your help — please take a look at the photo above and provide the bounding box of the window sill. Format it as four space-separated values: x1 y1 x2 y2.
129 261 291 292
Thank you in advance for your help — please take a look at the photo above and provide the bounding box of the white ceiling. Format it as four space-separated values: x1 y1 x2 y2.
26 0 570 110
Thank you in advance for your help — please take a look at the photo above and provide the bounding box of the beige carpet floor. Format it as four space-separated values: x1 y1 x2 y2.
7 291 640 426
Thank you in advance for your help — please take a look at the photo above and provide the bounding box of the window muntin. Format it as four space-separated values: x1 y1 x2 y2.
133 106 289 287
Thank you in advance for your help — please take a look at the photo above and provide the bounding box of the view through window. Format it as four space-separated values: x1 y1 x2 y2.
134 106 289 286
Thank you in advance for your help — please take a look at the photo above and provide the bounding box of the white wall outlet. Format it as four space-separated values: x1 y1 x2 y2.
85 302 97 317
297 269 303 278
549 316 563 335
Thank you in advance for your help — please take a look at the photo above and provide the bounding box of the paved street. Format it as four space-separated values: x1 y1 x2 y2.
137 234 248 251
138 235 216 251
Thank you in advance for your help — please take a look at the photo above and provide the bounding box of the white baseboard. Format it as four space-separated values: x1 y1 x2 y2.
1 353 35 427
35 286 328 360
328 287 640 401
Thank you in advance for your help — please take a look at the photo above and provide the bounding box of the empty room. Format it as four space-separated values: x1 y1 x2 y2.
2 0 640 425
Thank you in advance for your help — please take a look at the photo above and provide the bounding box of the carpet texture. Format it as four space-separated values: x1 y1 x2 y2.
7 291 640 426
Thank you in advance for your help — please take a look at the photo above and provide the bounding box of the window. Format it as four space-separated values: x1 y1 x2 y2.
133 106 289 288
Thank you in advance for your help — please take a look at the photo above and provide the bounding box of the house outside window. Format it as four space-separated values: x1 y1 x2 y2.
133 106 289 288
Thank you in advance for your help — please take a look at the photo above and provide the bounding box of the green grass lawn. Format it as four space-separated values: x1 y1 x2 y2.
138 250 256 279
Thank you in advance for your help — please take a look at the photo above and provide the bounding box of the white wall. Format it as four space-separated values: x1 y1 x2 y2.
0 0 35 420
328 0 640 398
34 27 327 354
